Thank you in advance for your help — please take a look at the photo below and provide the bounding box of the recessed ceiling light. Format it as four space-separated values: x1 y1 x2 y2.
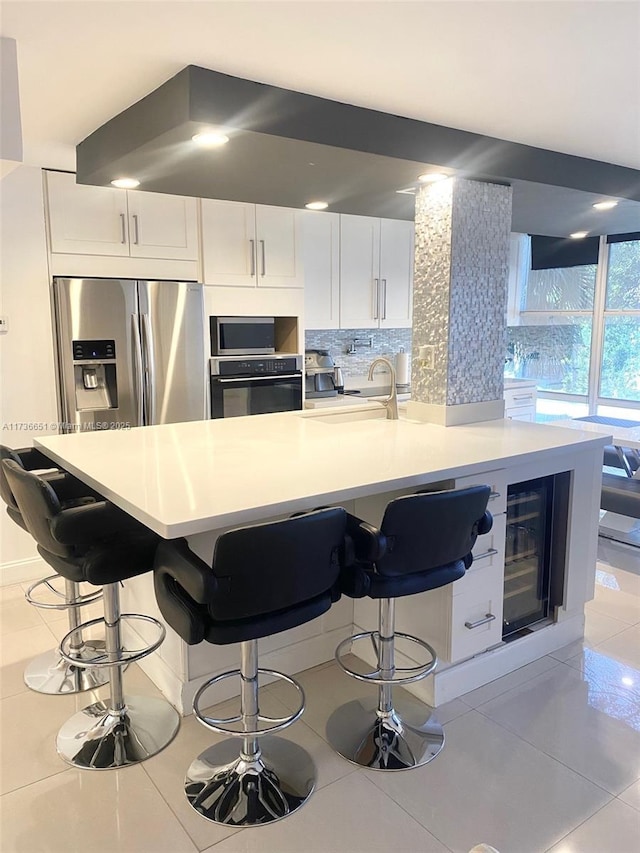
111 178 140 189
191 131 230 147
417 173 448 183
570 231 588 239
305 201 329 210
592 200 618 211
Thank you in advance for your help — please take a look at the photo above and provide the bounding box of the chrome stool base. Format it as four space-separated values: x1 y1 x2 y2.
56 694 180 770
326 693 444 771
185 736 315 826
24 642 109 695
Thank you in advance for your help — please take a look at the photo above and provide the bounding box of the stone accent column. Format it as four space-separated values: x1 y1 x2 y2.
407 177 512 426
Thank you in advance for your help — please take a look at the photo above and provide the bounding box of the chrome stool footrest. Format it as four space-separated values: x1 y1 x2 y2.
59 613 165 668
193 668 305 737
25 574 102 610
336 630 437 686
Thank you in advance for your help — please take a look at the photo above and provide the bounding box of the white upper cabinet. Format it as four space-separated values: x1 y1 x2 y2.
46 171 129 256
201 199 256 286
379 218 414 329
45 171 198 260
126 191 198 260
301 210 340 329
201 199 304 288
339 214 413 329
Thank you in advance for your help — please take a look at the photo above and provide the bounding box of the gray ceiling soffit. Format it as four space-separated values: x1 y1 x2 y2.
76 65 640 232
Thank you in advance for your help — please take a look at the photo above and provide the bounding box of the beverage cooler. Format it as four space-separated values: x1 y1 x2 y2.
503 475 564 639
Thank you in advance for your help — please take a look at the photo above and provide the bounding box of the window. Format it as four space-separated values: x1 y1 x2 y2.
506 235 640 420
599 239 640 405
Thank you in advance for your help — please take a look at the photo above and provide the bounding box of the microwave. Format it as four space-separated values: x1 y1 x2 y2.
210 316 275 356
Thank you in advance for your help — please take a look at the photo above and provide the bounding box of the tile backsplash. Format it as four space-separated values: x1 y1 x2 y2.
305 328 412 377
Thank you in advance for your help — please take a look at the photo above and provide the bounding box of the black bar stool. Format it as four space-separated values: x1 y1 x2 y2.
3 459 180 769
153 507 348 827
0 445 109 694
328 486 492 771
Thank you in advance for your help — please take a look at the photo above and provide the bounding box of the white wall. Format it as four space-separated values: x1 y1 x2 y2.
0 165 57 582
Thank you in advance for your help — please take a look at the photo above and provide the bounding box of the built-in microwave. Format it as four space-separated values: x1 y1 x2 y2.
210 316 275 356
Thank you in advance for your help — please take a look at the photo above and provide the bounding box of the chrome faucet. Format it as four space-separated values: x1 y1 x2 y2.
368 357 398 420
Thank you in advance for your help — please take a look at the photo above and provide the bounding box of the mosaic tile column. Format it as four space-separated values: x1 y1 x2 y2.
407 177 512 426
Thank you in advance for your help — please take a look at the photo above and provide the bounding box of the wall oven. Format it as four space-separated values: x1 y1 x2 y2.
210 354 303 419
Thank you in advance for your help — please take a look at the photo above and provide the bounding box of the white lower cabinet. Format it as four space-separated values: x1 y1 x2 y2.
504 382 537 421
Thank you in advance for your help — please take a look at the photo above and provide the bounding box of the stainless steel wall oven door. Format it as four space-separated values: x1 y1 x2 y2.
210 355 303 419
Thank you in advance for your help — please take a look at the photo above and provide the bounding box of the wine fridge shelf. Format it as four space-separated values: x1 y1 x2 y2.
505 563 538 582
506 547 537 563
504 581 536 600
506 494 539 509
507 511 540 524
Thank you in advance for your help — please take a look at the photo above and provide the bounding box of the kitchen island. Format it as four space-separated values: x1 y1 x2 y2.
36 410 609 712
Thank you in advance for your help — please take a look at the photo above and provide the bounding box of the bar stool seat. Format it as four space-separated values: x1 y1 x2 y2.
328 486 492 771
153 507 348 826
3 459 180 769
0 445 109 694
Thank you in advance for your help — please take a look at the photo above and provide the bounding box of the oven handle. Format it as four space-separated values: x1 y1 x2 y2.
214 374 301 384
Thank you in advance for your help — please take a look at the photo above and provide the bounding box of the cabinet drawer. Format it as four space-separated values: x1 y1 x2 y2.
455 470 507 515
506 409 535 422
449 564 504 662
452 513 506 596
504 388 536 409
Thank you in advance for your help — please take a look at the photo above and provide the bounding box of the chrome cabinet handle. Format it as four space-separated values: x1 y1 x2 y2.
131 314 144 426
473 548 498 561
489 491 501 500
249 239 256 276
119 213 127 244
132 214 139 245
260 239 266 276
381 278 387 320
216 374 300 384
465 613 496 630
373 279 379 319
512 394 533 401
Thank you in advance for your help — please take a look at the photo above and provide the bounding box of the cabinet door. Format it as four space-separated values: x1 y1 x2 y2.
339 214 381 328
379 218 413 329
46 170 129 256
301 210 340 329
255 205 303 288
127 191 198 260
201 199 257 286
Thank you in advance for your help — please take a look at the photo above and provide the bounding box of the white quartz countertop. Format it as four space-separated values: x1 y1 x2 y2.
36 413 610 539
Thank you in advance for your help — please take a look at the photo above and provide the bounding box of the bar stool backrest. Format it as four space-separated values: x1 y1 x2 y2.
209 507 347 621
2 460 74 559
0 446 25 515
376 486 491 577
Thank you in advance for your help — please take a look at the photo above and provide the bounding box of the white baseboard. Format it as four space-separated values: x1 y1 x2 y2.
0 556 47 587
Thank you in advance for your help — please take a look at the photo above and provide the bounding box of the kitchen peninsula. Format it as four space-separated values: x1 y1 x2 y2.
36 410 609 712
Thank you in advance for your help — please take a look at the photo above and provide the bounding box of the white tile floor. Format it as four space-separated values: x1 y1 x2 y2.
1 539 639 853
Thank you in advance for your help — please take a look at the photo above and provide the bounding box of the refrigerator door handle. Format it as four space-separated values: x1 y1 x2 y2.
141 313 156 425
131 313 144 426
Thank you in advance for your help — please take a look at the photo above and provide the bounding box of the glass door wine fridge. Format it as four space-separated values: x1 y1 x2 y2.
503 476 556 639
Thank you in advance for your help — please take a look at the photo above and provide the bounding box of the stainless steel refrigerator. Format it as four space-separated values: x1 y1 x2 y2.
52 278 206 432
